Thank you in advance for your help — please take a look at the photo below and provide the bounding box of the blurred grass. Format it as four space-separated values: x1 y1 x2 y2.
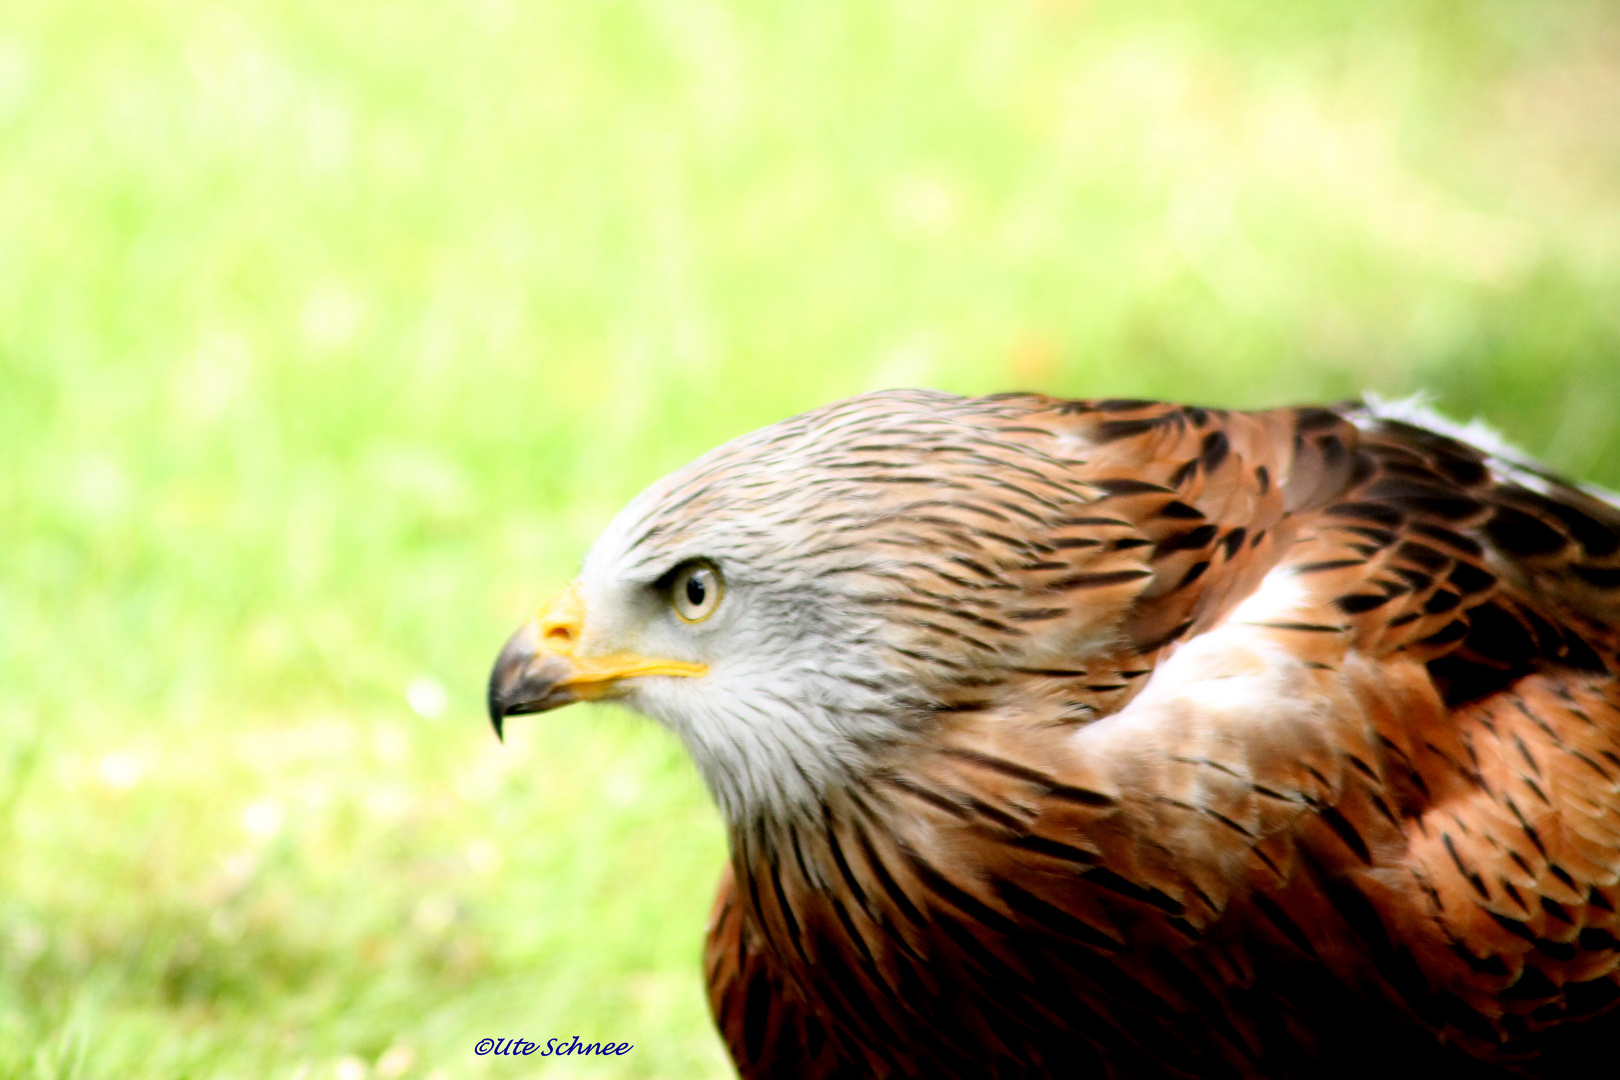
1 0 1618 1077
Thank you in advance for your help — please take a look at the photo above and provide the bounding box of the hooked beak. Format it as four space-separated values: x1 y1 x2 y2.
486 582 707 740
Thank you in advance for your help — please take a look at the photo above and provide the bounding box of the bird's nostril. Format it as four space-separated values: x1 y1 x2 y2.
534 583 587 650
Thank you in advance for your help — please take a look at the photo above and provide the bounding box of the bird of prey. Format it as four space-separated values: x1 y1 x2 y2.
488 390 1620 1079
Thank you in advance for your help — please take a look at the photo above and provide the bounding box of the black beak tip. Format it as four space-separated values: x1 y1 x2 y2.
488 621 571 743
488 688 506 743
487 637 518 743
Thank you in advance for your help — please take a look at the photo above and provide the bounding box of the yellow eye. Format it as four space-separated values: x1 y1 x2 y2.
670 561 723 623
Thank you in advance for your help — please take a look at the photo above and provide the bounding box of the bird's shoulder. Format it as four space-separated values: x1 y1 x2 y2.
917 394 1620 1063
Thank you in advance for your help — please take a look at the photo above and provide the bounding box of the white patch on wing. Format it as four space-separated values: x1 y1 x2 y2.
1115 567 1313 715
1062 563 1364 898
1226 561 1312 627
1361 392 1528 464
1073 564 1334 776
1361 392 1620 509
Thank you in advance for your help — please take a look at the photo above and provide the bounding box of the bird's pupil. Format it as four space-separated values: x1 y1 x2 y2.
685 574 706 606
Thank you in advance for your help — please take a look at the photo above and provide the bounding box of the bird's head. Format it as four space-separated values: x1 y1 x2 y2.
488 389 1157 823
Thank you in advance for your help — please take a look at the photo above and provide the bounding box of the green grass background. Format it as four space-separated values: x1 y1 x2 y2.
2 0 1618 1076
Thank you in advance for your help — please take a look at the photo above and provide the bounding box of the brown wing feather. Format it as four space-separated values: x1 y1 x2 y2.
705 395 1620 1077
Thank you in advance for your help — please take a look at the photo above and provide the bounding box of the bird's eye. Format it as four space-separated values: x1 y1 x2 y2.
669 561 724 623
